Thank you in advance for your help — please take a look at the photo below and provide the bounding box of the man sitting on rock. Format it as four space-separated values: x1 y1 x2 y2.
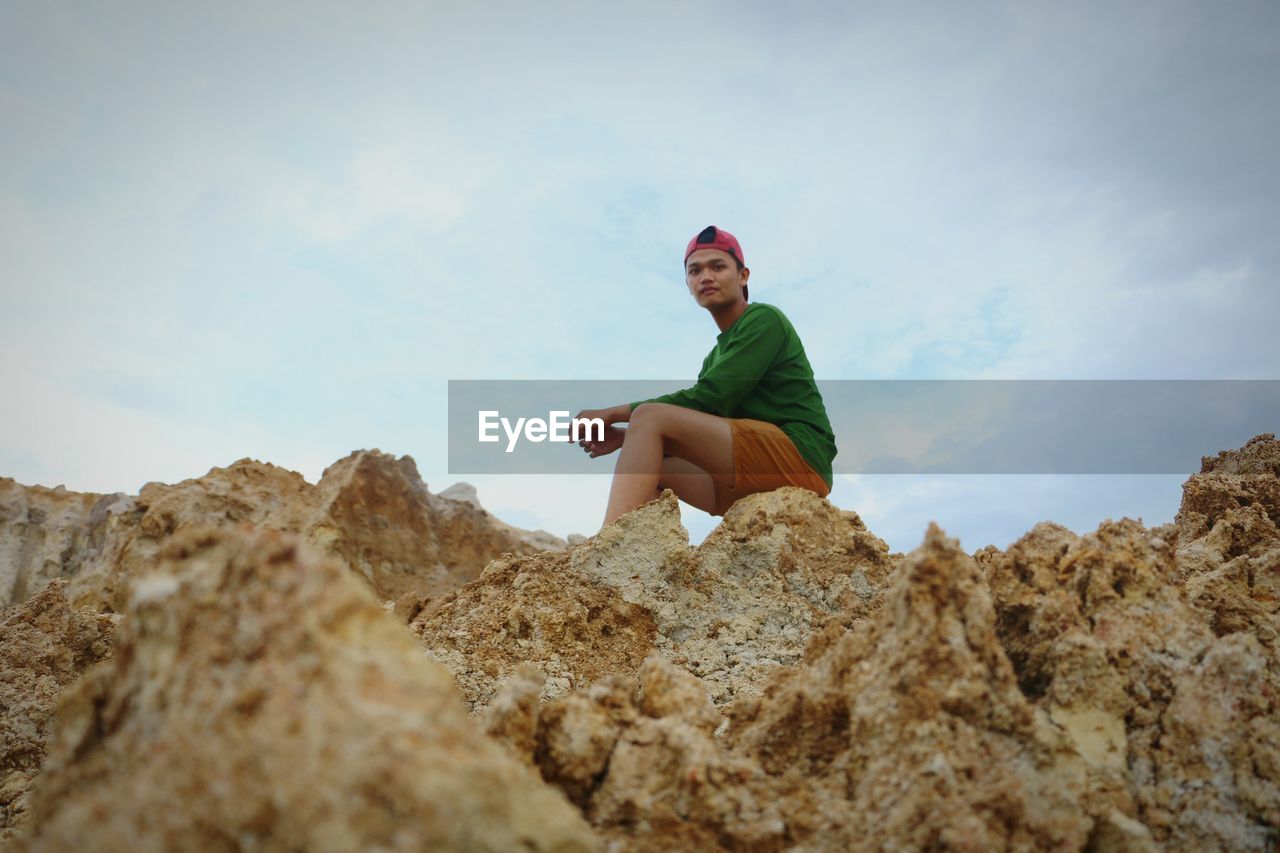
576 225 837 527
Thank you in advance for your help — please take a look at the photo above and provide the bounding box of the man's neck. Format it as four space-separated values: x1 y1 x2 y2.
709 300 750 334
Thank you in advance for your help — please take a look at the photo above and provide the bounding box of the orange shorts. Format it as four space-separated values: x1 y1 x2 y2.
711 419 831 516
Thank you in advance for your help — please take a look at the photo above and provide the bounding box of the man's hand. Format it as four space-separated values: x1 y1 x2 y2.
578 424 626 458
573 404 631 458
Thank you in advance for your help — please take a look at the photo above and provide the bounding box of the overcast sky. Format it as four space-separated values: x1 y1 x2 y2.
2 1 1276 552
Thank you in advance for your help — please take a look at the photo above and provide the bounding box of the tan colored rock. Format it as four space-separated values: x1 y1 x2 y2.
499 527 1089 849
1175 432 1280 649
416 488 896 710
729 524 1090 850
482 663 549 767
489 655 784 851
980 512 1279 849
587 661 783 851
0 581 115 844
531 675 640 809
412 548 659 710
17 526 597 852
1 451 564 612
0 479 114 608
6 432 1277 851
578 488 897 705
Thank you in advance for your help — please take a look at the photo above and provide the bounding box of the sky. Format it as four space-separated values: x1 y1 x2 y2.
2 1 1277 553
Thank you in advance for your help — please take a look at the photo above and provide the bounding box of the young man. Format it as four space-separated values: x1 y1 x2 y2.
575 225 838 527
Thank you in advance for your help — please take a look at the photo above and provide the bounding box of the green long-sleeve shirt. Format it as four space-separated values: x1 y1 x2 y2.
630 302 837 487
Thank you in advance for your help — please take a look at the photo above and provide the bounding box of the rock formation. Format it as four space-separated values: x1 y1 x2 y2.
0 582 116 844
0 484 108 609
15 526 596 851
412 488 896 709
1176 432 1280 653
3 435 1279 850
487 527 1097 850
971 434 1280 850
0 450 564 612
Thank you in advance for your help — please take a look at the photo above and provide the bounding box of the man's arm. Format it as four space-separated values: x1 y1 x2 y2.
629 307 787 416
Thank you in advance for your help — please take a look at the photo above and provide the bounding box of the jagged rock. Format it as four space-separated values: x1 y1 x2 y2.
412 549 659 709
7 434 1279 851
413 488 896 710
0 581 116 843
0 480 114 608
439 482 482 507
727 525 1091 850
493 527 1091 849
16 526 597 852
1175 432 1280 651
979 512 1279 850
487 656 785 851
1 450 564 612
482 663 548 767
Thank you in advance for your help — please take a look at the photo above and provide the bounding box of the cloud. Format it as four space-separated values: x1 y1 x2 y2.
2 0 1275 549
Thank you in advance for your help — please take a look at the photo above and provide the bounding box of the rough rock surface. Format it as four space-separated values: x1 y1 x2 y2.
0 581 115 844
0 483 106 610
0 450 563 612
487 527 1096 850
1176 432 1280 651
5 436 1280 850
469 438 1278 849
16 526 597 852
486 655 785 851
978 514 1278 850
413 488 896 709
725 525 1093 850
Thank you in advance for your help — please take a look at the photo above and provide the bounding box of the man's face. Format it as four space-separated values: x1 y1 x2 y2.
685 248 749 309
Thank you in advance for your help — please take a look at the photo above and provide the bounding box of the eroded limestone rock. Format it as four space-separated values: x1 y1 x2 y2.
728 525 1091 850
1 451 563 612
414 488 897 709
6 435 1279 851
17 526 597 852
1176 432 1280 650
487 655 785 851
488 526 1095 850
979 513 1278 849
0 581 115 844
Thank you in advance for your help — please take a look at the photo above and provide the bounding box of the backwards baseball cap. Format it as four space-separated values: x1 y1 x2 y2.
685 225 745 267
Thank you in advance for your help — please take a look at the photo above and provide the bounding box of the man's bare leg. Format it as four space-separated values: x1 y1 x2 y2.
603 403 734 526
657 456 719 514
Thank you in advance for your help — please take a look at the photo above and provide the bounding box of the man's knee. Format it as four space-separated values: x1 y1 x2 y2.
629 402 675 430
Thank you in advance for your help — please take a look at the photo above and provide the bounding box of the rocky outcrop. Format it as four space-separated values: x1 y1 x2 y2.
16 526 597 851
0 450 564 612
484 527 1096 850
728 525 1092 850
0 482 111 610
5 436 1280 850
1175 432 1280 650
0 581 116 845
412 488 896 709
485 656 786 850
467 440 1279 850
978 515 1278 850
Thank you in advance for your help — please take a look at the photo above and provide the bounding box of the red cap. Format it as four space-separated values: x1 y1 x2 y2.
684 225 745 267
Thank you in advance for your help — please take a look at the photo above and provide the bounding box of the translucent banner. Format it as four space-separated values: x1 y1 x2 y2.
447 380 1278 475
